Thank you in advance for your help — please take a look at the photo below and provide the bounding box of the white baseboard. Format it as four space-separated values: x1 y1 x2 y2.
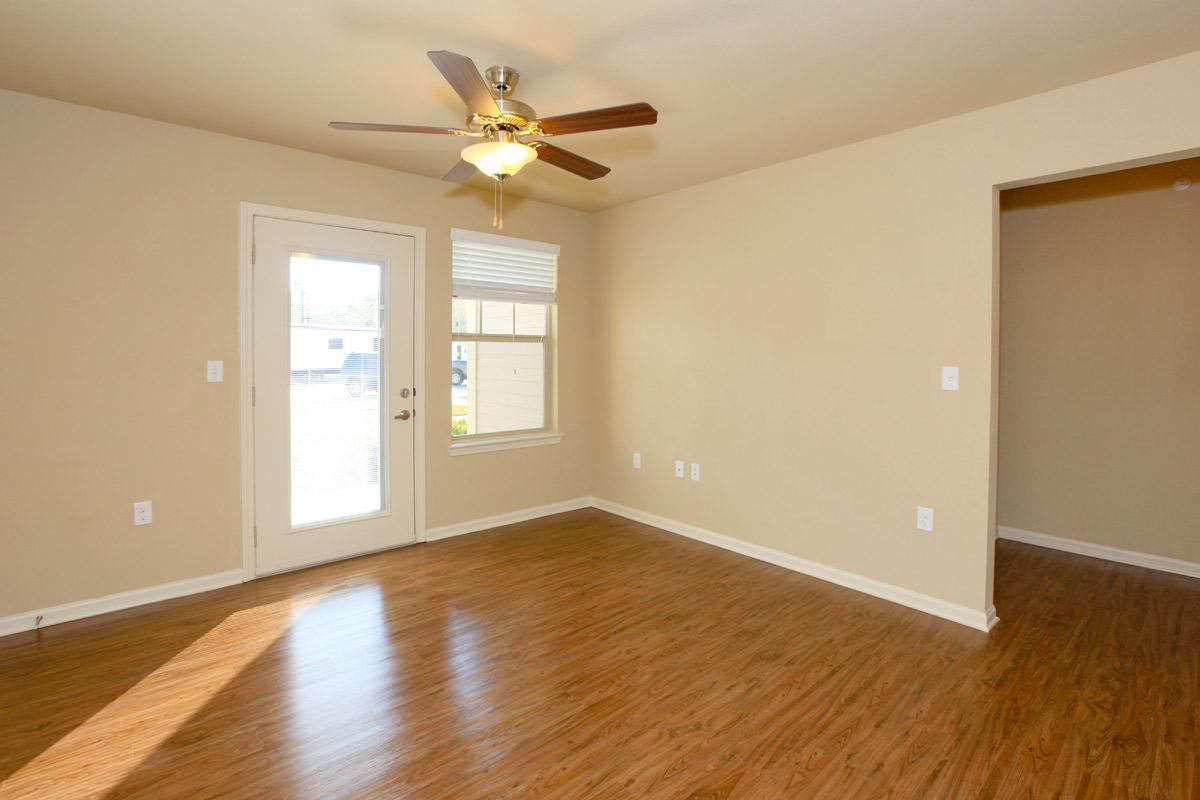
997 525 1200 579
1 497 1006 639
424 496 594 542
0 496 591 640
984 605 999 631
592 498 997 633
0 569 244 639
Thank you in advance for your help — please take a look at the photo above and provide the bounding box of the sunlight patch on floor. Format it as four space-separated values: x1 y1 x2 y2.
0 592 326 800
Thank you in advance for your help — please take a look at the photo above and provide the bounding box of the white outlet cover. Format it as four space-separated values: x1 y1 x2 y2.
207 360 224 383
134 500 153 526
633 452 641 469
916 505 934 532
674 460 685 478
940 366 959 391
690 463 701 481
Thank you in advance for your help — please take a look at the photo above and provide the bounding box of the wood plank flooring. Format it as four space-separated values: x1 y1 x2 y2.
1 508 1196 799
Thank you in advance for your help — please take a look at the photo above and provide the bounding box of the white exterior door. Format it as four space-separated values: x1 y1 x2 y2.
252 216 416 575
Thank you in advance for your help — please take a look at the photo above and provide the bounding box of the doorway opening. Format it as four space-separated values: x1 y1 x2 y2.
994 157 1199 579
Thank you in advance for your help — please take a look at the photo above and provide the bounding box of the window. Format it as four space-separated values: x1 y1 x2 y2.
450 228 559 449
327 336 344 350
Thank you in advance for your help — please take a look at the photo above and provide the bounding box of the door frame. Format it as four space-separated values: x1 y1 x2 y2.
238 202 427 580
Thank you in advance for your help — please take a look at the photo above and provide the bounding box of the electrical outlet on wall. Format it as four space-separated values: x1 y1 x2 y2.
674 460 685 478
916 505 934 532
633 452 641 469
134 500 153 526
690 463 701 481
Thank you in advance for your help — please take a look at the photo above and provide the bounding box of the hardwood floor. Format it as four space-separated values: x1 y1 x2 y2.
1 508 1196 799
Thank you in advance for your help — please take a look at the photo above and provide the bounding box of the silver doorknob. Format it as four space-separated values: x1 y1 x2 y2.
394 410 411 421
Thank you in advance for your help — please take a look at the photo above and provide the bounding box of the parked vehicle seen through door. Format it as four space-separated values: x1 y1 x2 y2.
342 352 465 396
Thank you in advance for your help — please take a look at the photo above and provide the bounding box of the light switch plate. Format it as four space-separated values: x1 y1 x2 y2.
674 460 685 478
207 360 224 383
941 366 959 391
633 452 641 469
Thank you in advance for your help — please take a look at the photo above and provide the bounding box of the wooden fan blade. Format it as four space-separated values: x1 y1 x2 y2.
427 51 501 117
531 142 611 180
536 102 657 136
330 121 466 134
443 159 477 182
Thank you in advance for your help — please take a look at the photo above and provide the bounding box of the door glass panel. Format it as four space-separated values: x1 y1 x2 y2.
289 255 384 527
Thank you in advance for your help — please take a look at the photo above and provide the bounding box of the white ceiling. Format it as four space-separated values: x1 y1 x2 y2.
3 1 1199 211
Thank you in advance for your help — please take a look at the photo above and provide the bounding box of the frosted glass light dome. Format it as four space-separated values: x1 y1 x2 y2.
461 140 537 178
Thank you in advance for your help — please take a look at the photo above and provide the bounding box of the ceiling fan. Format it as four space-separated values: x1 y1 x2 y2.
330 50 658 227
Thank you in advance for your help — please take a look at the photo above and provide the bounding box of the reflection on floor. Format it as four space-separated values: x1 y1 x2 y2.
1 508 1196 799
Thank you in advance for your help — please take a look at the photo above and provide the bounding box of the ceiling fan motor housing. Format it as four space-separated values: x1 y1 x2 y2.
466 65 538 134
485 65 519 95
469 97 538 134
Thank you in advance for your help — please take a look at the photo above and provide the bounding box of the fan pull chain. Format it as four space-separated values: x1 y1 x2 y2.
491 177 506 229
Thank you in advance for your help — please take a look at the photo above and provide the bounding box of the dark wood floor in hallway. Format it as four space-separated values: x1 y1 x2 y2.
1 508 1196 799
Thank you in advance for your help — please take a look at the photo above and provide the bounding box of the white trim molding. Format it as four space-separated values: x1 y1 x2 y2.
425 496 592 541
998 525 1200 579
0 570 243 639
984 605 1000 630
0 500 1006 639
592 498 998 633
448 431 564 456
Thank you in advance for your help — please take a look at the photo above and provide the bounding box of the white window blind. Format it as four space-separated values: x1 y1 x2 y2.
451 228 559 304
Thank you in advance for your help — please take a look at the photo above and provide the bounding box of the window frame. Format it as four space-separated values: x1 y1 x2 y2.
450 299 555 450
448 229 561 455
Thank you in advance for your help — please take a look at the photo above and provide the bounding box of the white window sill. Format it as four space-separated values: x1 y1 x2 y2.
448 431 564 456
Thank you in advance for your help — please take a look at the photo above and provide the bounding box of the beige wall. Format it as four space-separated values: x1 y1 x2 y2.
0 90 593 617
998 159 1200 563
592 52 1200 614
4 50 1200 623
